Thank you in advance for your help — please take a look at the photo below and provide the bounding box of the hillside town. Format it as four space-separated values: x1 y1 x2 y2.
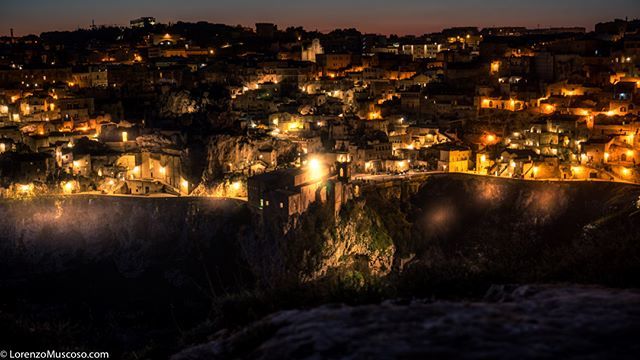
1 18 640 217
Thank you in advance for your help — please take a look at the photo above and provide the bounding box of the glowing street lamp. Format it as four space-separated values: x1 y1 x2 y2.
62 181 74 194
18 184 33 193
485 134 496 145
307 158 324 180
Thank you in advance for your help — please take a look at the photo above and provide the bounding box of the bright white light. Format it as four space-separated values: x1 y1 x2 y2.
308 158 323 179
18 184 33 193
63 182 74 193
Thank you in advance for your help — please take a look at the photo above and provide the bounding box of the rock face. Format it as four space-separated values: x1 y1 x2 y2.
156 87 230 122
159 90 202 117
239 201 396 288
0 196 256 357
202 134 297 181
391 175 640 287
312 201 394 280
172 285 640 360
0 196 249 278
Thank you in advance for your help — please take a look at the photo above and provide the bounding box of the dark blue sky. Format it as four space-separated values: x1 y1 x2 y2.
2 0 639 36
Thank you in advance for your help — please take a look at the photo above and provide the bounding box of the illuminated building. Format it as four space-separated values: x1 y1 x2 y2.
247 166 336 218
436 144 471 172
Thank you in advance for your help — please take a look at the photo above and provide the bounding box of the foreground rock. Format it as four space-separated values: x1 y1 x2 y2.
173 285 640 360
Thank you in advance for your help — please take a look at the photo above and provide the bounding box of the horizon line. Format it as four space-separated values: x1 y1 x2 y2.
4 16 637 38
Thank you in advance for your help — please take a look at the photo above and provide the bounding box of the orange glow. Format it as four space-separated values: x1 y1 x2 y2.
490 61 500 74
307 158 324 180
62 181 75 194
287 121 303 131
368 111 382 120
484 134 497 144
18 183 33 193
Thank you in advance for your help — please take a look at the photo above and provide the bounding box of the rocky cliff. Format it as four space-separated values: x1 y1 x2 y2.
172 285 640 360
200 134 298 183
0 196 248 277
391 175 640 292
3 176 640 358
0 196 254 358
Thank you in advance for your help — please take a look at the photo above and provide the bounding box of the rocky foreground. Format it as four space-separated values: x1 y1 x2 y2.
173 285 640 360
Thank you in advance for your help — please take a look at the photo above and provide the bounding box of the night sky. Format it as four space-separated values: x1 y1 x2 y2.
2 0 639 36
